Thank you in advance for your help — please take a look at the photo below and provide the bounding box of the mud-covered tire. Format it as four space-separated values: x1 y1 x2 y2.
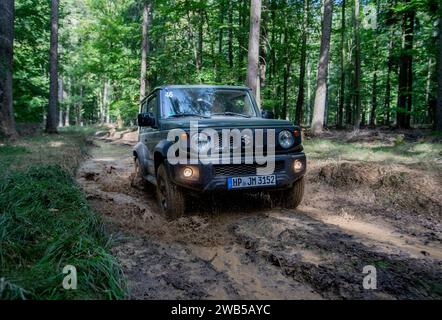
156 164 186 220
269 177 305 209
131 157 147 190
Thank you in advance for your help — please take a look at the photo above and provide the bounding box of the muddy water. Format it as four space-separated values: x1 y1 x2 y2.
76 139 442 300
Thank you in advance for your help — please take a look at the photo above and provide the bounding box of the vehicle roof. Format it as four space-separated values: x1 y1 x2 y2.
141 85 252 104
154 84 251 91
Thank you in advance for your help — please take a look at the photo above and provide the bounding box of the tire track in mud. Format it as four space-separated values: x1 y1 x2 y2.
76 139 442 300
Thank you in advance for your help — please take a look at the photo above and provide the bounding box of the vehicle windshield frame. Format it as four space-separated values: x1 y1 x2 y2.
159 87 259 119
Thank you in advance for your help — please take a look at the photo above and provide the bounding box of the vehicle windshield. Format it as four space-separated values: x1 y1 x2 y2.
161 88 257 119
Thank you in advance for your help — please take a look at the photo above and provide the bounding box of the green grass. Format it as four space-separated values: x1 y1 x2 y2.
304 137 442 164
0 127 125 300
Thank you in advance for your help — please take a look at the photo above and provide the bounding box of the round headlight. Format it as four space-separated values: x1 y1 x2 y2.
278 130 295 149
190 132 210 153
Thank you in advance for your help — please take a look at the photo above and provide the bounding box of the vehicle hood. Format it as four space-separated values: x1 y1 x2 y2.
160 117 294 131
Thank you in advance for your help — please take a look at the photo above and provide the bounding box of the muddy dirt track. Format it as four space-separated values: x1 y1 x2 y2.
76 134 442 300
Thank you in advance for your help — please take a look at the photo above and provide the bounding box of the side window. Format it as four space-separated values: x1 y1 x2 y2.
147 95 157 115
141 100 148 113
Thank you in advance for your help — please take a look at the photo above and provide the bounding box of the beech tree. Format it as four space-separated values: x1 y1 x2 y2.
140 0 152 102
311 0 333 134
0 0 18 139
437 1 442 132
246 0 262 105
46 0 59 134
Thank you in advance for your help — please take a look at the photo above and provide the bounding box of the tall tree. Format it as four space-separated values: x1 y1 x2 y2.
352 0 361 129
140 1 152 102
46 0 59 134
247 0 262 103
384 27 395 126
227 0 234 68
369 0 380 128
281 16 290 120
0 0 18 139
396 0 415 129
197 5 204 73
337 0 346 128
295 0 310 125
311 0 333 134
437 0 442 132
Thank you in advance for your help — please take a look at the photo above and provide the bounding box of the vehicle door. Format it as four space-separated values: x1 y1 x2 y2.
139 92 159 175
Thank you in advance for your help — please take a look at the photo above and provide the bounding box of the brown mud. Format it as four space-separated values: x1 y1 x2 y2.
76 131 442 300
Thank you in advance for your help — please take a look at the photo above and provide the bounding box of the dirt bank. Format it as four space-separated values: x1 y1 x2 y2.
76 133 442 300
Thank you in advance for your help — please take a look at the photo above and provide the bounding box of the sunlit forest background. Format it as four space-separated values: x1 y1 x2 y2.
9 0 441 129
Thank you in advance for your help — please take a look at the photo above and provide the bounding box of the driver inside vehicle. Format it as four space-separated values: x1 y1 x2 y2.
161 88 256 119
211 98 224 114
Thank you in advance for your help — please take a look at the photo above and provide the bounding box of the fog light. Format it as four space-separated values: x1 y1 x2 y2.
293 160 303 172
183 167 194 178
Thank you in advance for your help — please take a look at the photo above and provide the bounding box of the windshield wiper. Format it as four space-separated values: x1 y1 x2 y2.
168 113 210 119
212 112 252 118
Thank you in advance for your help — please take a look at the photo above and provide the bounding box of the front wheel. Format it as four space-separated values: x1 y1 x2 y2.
131 157 147 190
269 177 305 209
156 164 186 220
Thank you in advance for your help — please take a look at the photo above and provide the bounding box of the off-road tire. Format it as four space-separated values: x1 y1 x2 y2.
131 157 147 190
269 177 305 209
156 164 186 220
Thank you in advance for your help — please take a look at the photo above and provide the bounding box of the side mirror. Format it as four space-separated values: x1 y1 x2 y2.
261 110 275 119
138 112 156 127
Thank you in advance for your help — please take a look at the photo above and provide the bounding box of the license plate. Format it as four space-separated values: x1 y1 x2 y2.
227 175 276 190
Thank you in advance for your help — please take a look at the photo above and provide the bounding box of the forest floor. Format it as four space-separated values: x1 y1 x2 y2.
76 128 442 300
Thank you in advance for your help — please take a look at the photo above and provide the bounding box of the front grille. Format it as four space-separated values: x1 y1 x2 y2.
214 161 285 177
216 134 253 151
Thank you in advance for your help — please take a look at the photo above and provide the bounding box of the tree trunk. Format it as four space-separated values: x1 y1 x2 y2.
397 2 415 129
104 81 111 124
425 57 434 124
337 0 346 128
65 77 72 127
237 0 247 82
295 0 310 125
140 0 151 102
311 0 333 134
247 0 262 101
228 0 234 68
218 1 224 56
282 57 290 120
216 0 225 81
58 77 64 127
77 85 83 126
437 2 442 132
46 0 59 134
197 7 204 72
370 71 378 127
384 29 394 126
369 0 380 128
352 0 361 130
0 0 18 139
259 3 268 106
307 59 312 124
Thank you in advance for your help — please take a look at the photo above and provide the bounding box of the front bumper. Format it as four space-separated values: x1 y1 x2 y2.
165 153 307 192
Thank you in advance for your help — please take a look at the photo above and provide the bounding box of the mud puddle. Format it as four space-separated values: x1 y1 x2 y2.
76 139 442 299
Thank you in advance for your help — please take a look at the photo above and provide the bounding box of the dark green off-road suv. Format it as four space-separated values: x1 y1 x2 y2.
133 85 306 219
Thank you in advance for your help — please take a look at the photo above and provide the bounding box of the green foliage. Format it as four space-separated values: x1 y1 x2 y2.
12 0 440 128
13 0 51 123
0 166 125 299
0 128 126 300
